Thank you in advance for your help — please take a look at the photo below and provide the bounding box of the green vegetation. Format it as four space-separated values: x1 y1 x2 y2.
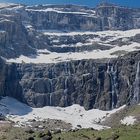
126 105 140 116
53 125 140 140
0 124 140 140
101 105 140 128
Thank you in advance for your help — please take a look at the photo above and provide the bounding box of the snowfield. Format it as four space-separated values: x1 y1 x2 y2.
0 3 14 8
6 42 140 64
121 116 136 125
0 97 125 130
6 29 140 64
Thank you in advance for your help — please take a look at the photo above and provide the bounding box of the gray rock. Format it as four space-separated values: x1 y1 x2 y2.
0 51 140 110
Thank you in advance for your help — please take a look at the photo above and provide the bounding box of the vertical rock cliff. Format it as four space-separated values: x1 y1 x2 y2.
0 51 139 110
0 3 140 110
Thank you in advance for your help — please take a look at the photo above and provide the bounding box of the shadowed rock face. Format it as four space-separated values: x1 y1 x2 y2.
0 51 139 110
96 4 134 30
0 58 22 100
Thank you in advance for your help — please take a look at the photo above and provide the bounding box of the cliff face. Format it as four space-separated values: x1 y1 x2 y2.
96 4 135 30
0 58 22 100
0 3 140 110
26 4 140 31
0 51 139 110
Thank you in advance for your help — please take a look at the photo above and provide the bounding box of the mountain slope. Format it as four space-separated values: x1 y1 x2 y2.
0 3 139 111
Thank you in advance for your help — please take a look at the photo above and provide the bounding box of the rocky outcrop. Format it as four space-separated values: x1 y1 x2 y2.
0 51 139 110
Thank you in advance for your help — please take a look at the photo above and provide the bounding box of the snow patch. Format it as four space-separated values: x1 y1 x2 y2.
0 3 15 8
26 8 96 16
121 116 136 125
0 97 125 130
5 28 140 64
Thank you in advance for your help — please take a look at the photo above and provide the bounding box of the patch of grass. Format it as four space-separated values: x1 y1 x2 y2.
52 125 140 140
102 105 140 128
0 124 140 140
126 105 140 116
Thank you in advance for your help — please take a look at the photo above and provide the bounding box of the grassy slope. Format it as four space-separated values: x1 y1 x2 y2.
101 105 140 128
53 125 140 140
0 124 140 140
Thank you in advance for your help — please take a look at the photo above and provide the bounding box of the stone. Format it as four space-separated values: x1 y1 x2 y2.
53 129 61 134
95 137 102 140
25 128 34 134
41 136 52 140
27 137 34 140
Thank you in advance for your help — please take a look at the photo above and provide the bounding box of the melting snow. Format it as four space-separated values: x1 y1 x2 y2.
0 3 14 8
0 97 125 130
5 29 140 64
121 116 136 125
6 42 140 64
